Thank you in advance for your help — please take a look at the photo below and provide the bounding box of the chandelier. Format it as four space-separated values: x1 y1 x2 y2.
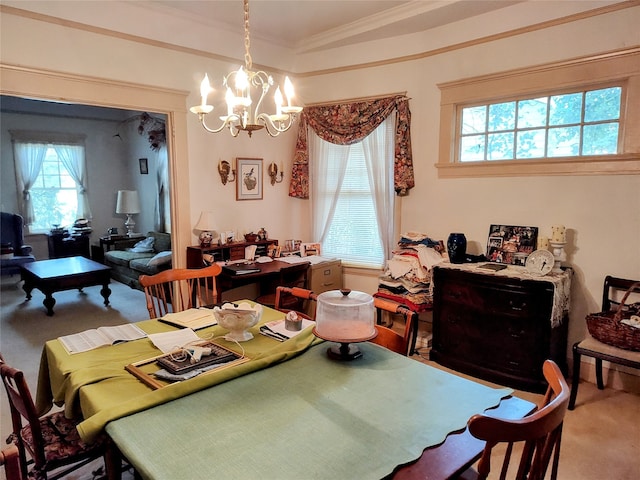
190 0 302 137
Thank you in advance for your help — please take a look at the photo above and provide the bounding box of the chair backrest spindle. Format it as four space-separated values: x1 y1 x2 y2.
139 264 222 319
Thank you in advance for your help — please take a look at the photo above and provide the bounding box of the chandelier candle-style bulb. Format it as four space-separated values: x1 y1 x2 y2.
200 74 211 107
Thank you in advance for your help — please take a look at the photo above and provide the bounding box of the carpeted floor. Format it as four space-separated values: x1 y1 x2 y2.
1 277 639 479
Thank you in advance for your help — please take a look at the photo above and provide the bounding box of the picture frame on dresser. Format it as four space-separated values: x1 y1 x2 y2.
486 224 538 266
236 157 263 201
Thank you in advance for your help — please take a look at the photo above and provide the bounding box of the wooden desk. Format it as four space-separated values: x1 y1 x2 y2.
216 259 309 300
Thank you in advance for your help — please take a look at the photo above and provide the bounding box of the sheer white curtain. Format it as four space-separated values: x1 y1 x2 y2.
361 113 396 261
309 132 349 246
54 143 92 220
12 141 47 225
310 115 395 266
154 146 170 232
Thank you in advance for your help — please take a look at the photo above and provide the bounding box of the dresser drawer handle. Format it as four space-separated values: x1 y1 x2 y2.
508 300 527 311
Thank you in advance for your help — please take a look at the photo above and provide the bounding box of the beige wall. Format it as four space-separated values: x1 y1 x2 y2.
1 4 639 378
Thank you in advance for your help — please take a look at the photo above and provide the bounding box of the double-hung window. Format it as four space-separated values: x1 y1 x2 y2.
310 115 395 268
11 132 90 232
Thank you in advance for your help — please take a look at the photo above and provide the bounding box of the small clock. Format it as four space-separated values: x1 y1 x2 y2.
525 249 555 276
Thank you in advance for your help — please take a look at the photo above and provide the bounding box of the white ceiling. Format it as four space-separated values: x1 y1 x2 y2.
147 0 523 53
3 1 626 73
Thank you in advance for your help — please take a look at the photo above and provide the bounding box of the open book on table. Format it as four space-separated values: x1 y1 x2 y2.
58 324 147 354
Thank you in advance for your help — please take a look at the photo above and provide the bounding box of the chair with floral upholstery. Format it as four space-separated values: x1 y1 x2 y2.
0 353 114 480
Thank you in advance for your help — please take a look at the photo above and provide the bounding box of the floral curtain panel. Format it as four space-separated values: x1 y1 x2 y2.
289 95 414 198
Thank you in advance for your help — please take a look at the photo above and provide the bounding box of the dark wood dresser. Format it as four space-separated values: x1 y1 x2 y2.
47 233 90 259
431 265 571 392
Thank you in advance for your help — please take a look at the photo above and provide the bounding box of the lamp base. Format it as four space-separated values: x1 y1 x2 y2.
326 342 363 361
124 214 136 237
199 231 214 248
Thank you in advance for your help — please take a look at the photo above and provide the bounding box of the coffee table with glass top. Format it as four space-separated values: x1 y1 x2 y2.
20 256 111 316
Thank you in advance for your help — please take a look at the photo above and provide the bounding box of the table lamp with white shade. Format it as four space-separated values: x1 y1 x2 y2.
194 211 218 247
115 190 141 237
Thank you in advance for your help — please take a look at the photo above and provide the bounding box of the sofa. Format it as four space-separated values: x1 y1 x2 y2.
104 231 172 290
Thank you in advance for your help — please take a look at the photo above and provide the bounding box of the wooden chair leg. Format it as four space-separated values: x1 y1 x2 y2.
568 344 581 410
105 442 123 480
595 358 604 389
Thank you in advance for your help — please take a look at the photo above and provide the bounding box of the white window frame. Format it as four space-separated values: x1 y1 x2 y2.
437 48 640 177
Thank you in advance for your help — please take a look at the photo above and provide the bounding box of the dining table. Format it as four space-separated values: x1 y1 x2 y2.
36 302 535 480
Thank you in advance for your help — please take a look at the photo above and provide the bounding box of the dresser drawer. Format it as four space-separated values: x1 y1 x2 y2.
309 260 342 294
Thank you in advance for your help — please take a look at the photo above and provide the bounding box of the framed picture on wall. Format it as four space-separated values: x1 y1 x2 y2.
139 158 148 174
236 158 263 200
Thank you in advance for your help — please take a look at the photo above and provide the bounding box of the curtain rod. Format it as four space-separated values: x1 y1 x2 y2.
304 91 408 107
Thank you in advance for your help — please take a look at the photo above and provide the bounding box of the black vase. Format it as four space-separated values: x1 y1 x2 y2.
447 233 467 264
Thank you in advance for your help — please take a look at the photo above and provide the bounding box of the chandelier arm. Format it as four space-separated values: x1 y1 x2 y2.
257 113 295 136
198 113 241 134
252 78 270 121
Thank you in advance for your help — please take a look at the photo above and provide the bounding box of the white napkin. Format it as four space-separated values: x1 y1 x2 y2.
263 319 314 339
148 329 201 353
621 315 640 329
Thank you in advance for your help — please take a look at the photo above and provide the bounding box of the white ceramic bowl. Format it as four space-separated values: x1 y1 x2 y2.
213 302 263 342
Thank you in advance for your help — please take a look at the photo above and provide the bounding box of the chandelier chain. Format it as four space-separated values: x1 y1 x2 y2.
243 0 252 69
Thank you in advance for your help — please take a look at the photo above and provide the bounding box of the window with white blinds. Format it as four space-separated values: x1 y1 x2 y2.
311 116 395 268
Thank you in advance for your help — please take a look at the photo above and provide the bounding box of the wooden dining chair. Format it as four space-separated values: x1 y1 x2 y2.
0 353 113 480
463 360 570 480
256 263 310 309
1 444 23 480
569 275 640 410
372 297 419 356
273 286 317 320
139 264 222 319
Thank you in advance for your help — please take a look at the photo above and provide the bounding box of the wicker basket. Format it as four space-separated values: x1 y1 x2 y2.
586 282 640 351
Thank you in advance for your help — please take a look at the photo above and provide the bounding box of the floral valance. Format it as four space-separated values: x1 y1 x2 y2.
289 95 414 198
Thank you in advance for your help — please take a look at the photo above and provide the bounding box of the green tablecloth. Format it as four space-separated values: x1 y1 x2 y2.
36 304 322 441
107 342 513 480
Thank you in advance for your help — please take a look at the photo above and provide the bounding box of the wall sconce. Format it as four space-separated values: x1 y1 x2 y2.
218 160 236 185
268 162 284 185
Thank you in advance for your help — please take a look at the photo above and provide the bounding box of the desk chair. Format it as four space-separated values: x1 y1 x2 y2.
0 353 112 480
569 276 640 410
372 298 419 356
255 262 309 310
139 264 222 319
463 360 570 480
274 286 317 320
